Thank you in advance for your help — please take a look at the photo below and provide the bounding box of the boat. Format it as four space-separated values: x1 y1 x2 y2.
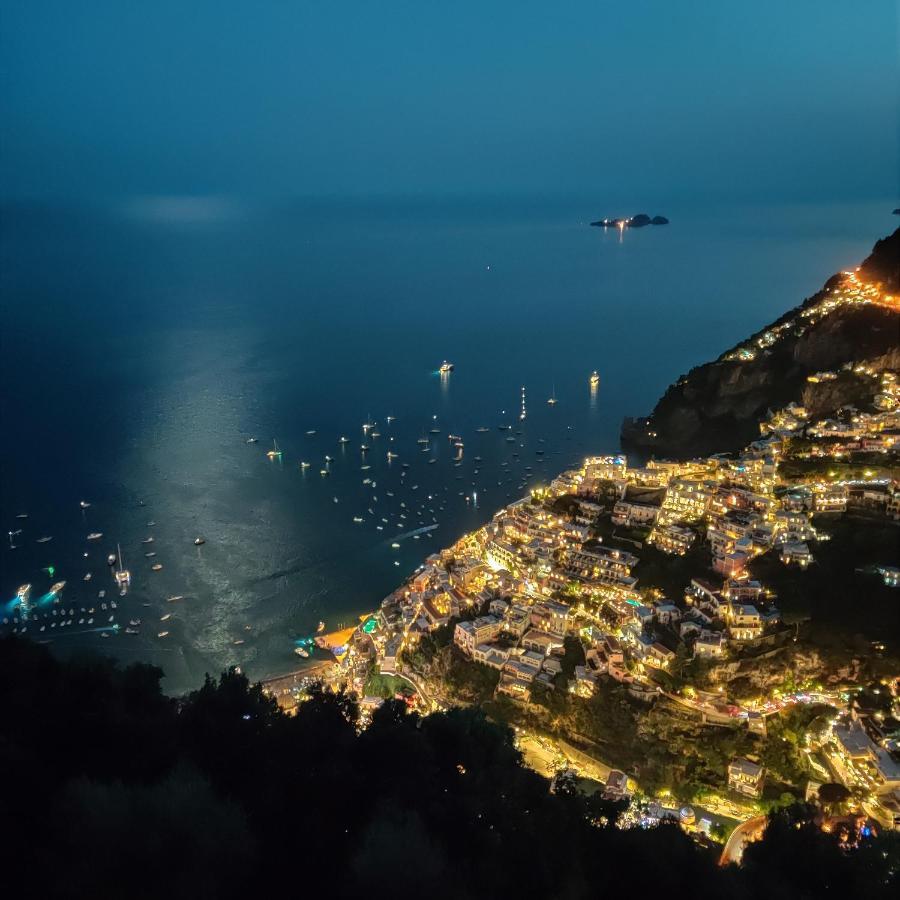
107 554 117 566
100 632 109 638
125 627 139 635
300 461 311 469
320 469 329 476
428 458 437 464
151 563 163 571
294 646 309 658
50 581 66 594
317 620 325 633
339 436 350 444
324 454 332 462
416 436 429 445
246 437 258 444
360 444 370 452
232 639 244 645
166 595 184 602
160 613 171 622
386 451 398 459
15 513 28 519
547 384 558 405
333 497 339 503
429 428 441 434
439 360 454 374
114 544 131 592
142 536 154 544
193 537 205 546
385 415 395 423
590 370 600 387
129 619 141 626
267 439 283 460
87 532 102 540
36 536 53 544
157 631 169 638
353 517 364 524
391 542 400 549
83 573 92 582
476 426 489 433
306 430 316 436
79 500 91 509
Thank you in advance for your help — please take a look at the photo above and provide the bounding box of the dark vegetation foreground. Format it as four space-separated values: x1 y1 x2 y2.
1 637 897 899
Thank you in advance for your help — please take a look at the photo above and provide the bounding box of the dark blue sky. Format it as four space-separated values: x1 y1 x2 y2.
2 1 897 200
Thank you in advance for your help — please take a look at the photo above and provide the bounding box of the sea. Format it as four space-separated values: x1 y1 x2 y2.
1 194 894 692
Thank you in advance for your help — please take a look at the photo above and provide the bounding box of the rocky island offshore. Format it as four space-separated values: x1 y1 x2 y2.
623 228 900 459
591 213 669 228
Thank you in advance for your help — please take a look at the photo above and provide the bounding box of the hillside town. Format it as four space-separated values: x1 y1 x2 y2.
313 367 900 843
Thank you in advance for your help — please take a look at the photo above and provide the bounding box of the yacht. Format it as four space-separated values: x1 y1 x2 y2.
49 581 66 594
439 360 454 374
267 439 283 460
114 545 131 592
590 370 600 387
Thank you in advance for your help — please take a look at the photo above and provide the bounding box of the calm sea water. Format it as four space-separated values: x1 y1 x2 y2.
1 195 893 691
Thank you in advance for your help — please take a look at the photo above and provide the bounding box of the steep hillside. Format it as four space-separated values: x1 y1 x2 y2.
622 229 900 458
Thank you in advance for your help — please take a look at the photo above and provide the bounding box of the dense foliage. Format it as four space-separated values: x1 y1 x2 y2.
2 637 897 899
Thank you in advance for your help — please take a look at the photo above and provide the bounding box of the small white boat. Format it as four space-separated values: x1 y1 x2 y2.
353 517 364 523
193 537 205 546
160 613 171 621
80 500 91 509
157 631 169 638
300 461 311 469
86 532 102 541
294 646 309 658
151 563 163 571
36 536 53 544
306 430 317 436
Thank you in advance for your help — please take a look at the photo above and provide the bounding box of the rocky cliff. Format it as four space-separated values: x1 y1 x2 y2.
622 228 900 458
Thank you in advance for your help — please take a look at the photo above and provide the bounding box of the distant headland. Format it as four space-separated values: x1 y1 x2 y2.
590 213 669 228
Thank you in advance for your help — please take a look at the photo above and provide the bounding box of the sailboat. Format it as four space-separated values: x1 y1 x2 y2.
267 439 283 460
547 384 558 405
114 544 131 593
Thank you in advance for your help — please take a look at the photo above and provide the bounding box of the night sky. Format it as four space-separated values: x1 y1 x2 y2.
2 1 898 200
